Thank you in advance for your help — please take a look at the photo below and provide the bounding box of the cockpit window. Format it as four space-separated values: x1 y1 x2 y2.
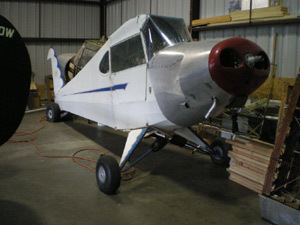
143 20 168 59
111 35 146 73
99 51 109 74
77 48 96 69
142 15 191 60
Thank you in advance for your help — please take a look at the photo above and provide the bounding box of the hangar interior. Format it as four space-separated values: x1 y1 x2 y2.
0 0 300 225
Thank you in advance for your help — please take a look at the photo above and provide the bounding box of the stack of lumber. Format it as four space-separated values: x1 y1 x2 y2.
192 15 231 27
227 137 274 193
230 6 289 21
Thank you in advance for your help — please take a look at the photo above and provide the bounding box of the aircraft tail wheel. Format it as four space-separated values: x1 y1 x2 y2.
46 103 61 122
96 155 121 195
209 140 230 166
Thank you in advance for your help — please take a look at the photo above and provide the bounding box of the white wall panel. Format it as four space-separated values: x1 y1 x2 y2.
106 1 122 36
0 1 102 84
41 2 100 38
151 0 190 25
106 0 190 36
0 1 39 37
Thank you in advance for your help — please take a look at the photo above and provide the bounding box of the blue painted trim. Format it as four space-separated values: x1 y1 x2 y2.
68 83 128 95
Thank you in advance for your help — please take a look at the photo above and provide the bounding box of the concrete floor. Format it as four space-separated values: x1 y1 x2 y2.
0 112 271 225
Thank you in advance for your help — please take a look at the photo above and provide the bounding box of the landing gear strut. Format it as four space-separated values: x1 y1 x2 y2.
171 129 230 166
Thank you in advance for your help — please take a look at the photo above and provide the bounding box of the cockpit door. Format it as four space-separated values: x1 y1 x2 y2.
110 34 147 129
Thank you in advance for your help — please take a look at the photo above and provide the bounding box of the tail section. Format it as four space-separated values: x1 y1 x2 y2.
47 48 65 96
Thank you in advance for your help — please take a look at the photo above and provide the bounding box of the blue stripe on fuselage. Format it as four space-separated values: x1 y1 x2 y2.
67 83 128 95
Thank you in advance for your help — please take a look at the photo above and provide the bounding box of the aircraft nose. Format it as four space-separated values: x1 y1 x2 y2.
208 37 270 96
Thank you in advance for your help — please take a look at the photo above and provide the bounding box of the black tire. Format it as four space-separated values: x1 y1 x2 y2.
210 140 230 166
96 155 121 195
46 103 61 122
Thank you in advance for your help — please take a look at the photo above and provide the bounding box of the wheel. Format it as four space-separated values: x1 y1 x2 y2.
96 155 121 195
209 140 230 166
46 103 61 122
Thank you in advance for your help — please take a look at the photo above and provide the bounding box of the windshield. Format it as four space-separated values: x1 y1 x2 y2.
142 15 191 60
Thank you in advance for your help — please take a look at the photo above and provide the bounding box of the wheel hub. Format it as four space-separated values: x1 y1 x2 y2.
47 110 53 119
98 166 106 183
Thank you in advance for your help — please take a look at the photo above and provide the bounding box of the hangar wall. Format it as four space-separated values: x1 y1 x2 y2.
197 0 300 78
0 0 102 84
106 0 191 36
1 0 299 84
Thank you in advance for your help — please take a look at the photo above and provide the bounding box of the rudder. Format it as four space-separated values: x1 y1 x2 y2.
47 48 65 96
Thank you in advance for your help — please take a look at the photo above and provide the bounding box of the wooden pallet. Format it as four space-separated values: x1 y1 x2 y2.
230 6 288 21
227 137 274 193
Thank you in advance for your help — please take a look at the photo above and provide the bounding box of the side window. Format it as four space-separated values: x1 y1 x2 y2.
111 35 145 73
99 51 109 74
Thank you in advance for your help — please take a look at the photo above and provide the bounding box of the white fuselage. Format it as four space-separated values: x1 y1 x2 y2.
51 15 231 132
50 14 269 134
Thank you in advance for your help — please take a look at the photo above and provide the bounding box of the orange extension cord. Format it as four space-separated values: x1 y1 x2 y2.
8 116 103 173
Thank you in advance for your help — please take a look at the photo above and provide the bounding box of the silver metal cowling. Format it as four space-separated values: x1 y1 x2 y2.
148 41 232 127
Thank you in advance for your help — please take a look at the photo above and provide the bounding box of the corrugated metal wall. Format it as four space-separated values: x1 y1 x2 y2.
0 1 101 84
106 0 191 36
198 0 300 78
1 0 299 81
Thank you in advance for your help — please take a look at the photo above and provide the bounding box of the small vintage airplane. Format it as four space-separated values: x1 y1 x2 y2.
47 14 270 194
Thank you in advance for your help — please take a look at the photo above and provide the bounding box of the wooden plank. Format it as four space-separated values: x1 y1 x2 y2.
227 137 274 154
228 165 266 185
227 136 274 148
230 172 263 191
229 173 263 193
231 147 271 164
192 16 300 33
192 15 231 27
230 158 267 175
263 73 300 195
230 6 288 21
231 145 271 160
227 140 273 157
229 152 269 170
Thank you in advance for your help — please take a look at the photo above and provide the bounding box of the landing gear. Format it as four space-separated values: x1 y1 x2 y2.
96 128 168 195
209 140 230 166
171 128 230 166
96 155 121 195
46 103 72 122
46 103 61 122
95 127 230 195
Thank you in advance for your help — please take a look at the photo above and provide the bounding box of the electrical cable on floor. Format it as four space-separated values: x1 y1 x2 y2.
7 116 137 181
7 116 103 173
